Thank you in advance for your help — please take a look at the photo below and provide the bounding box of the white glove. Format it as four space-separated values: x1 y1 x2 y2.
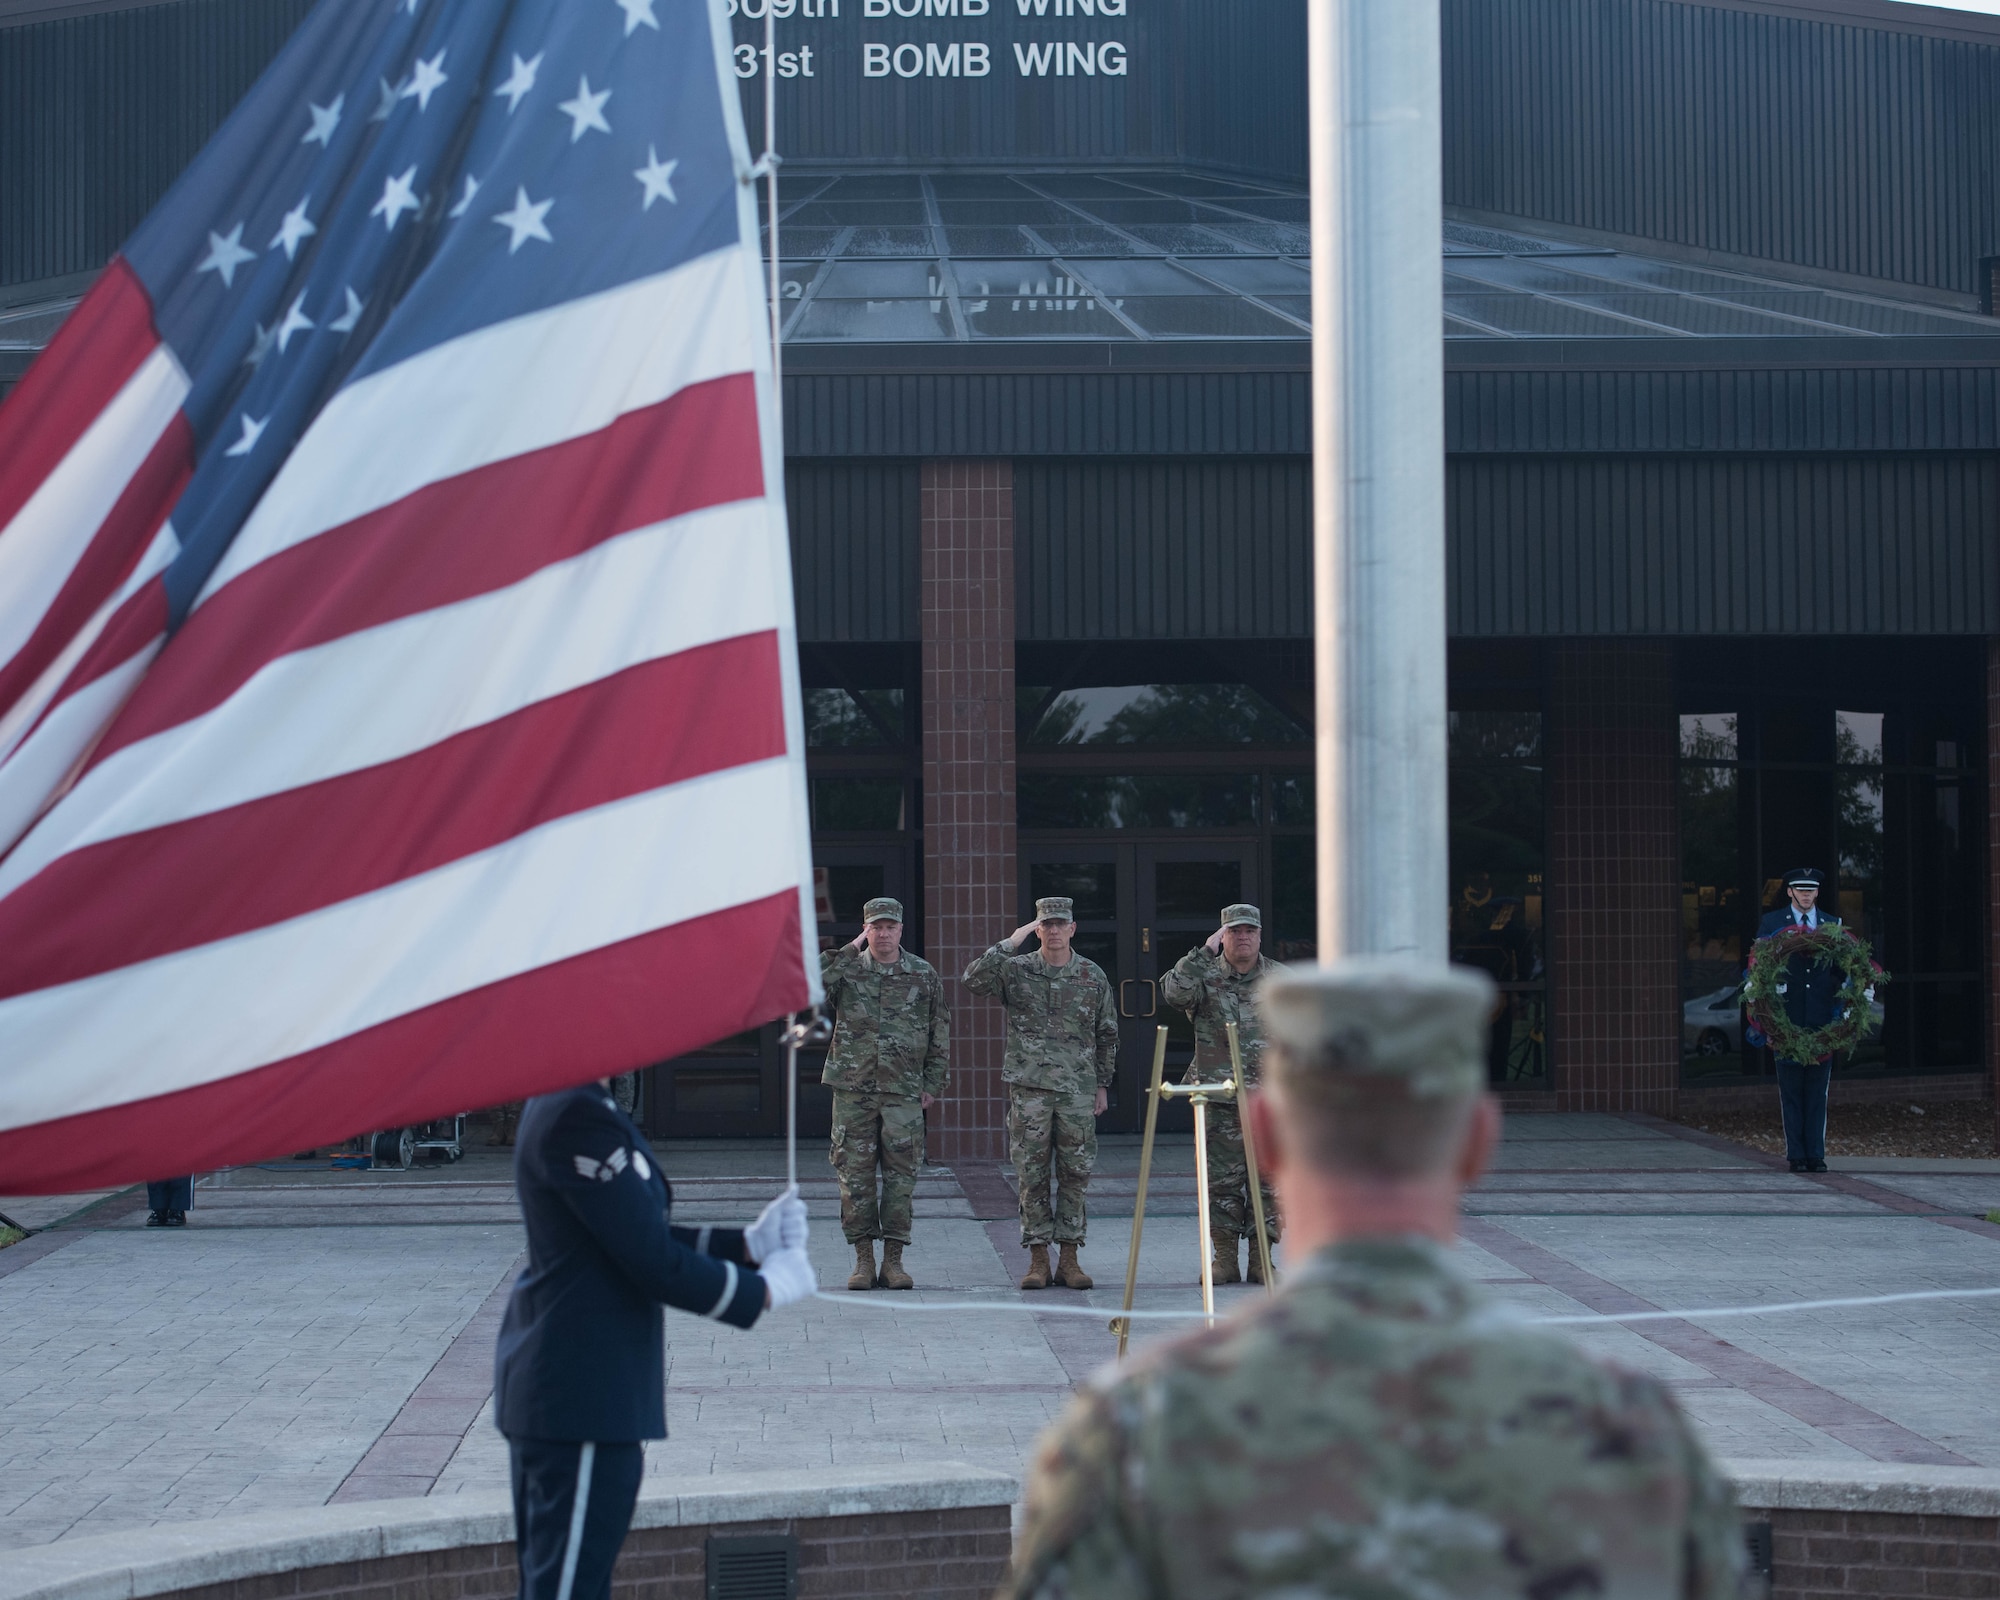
759 1246 817 1309
1865 986 1876 1002
745 1185 808 1264
1775 982 1788 995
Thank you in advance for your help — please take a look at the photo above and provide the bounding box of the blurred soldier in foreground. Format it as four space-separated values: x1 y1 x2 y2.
1160 902 1284 1284
965 896 1119 1291
820 896 951 1290
497 1078 815 1600
1002 956 1745 1600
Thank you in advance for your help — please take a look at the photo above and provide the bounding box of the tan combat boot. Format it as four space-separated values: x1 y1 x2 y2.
1211 1231 1242 1286
877 1240 914 1290
1055 1243 1094 1290
847 1239 876 1291
1245 1239 1270 1285
1020 1244 1051 1290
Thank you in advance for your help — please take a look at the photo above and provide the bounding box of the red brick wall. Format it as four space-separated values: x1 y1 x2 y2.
1768 1506 2000 1600
1547 641 1681 1113
1988 638 2000 1154
921 460 1017 1163
147 1507 1011 1600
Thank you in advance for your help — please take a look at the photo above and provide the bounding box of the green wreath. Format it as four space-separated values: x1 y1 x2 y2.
1742 924 1888 1064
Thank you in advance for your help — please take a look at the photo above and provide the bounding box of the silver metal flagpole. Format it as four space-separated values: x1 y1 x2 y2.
763 1 782 387
1308 0 1449 962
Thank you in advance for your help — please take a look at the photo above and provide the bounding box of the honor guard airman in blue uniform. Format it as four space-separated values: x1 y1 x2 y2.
496 1081 814 1600
1754 867 1846 1172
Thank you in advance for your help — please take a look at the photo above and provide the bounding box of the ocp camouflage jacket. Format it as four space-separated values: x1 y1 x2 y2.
962 943 1119 1095
818 947 951 1098
1159 947 1288 1084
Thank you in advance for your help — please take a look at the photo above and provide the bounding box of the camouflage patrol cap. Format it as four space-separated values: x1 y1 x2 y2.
1220 903 1261 928
1035 896 1075 923
1259 956 1497 1097
862 897 904 923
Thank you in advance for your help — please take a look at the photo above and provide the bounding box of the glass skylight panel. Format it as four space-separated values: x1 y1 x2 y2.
1445 294 1680 337
1121 296 1297 337
1567 294 1811 335
842 226 942 255
816 259 945 296
1190 222 1307 252
1186 257 1311 294
1033 224 1157 255
935 199 1076 224
945 226 1048 256
793 297 955 341
1069 258 1215 293
1082 199 1213 223
1447 257 1638 293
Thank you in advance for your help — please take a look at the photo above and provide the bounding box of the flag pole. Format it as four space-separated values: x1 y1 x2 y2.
1308 0 1450 963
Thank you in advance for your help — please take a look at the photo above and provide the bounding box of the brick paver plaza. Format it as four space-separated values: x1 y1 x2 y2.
6 1112 2000 1550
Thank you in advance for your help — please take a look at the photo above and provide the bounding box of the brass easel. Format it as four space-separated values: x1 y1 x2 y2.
1110 1020 1275 1357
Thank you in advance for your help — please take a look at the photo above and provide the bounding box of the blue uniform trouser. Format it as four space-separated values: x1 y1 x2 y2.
146 1178 192 1211
509 1437 645 1600
1776 1059 1831 1164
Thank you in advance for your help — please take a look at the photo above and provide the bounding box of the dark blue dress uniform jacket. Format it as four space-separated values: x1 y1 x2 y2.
495 1086 768 1442
1754 909 1846 1032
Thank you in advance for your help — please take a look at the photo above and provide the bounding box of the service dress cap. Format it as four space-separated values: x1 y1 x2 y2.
862 897 904 923
1784 867 1826 890
1035 896 1075 923
1260 956 1497 1098
1220 903 1261 928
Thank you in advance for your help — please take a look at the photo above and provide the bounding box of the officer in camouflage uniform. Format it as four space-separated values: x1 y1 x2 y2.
1159 903 1285 1287
963 896 1119 1292
1001 956 1747 1600
820 898 950 1292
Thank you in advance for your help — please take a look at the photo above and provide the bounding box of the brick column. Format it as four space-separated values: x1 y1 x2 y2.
921 462 1016 1164
1988 640 2000 1150
1547 641 1681 1112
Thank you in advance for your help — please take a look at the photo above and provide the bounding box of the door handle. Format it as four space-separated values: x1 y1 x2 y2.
1142 979 1157 1017
1119 980 1159 1018
1119 979 1141 1018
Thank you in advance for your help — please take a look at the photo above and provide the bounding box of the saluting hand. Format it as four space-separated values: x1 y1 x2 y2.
1204 927 1226 954
847 930 868 952
1008 921 1041 951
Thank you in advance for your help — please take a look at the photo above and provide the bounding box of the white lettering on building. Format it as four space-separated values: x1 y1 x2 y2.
1011 38 1123 73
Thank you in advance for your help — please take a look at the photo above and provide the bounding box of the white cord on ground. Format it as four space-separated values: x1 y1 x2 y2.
806 1283 2000 1326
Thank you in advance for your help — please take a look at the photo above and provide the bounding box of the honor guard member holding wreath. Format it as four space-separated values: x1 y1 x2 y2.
496 1080 816 1600
1160 902 1286 1286
1755 867 1844 1173
819 896 951 1291
1002 956 1746 1600
965 896 1120 1291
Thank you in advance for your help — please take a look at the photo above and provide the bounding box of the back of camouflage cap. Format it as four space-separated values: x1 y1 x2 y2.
1260 955 1496 1099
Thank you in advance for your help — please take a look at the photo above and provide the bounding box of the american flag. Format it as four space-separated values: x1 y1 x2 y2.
0 0 818 1192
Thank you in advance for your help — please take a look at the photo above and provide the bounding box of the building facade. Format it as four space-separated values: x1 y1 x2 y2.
4 0 1999 1156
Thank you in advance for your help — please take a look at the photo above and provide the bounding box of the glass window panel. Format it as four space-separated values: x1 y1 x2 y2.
1569 294 1835 336
927 174 1034 199
1681 713 1738 760
1837 711 1884 764
1450 710 1542 760
1449 767 1544 982
1119 296 1298 338
1445 294 1685 338
1837 767 1885 946
1708 292 1987 337
1030 225 1156 256
1185 222 1308 253
1071 259 1214 294
1264 296 1313 323
1187 258 1311 295
1270 835 1317 963
1154 860 1242 919
1552 256 1784 295
962 296 1133 339
944 227 1045 257
1029 861 1118 922
842 226 941 256
935 200 1074 224
805 687 905 746
1197 197 1308 223
1446 258 1636 294
1018 775 1258 829
1681 762 1743 1032
671 1066 761 1116
1911 777 1977 973
1271 774 1313 827
822 175 925 199
1444 314 1499 338
1023 683 1305 745
811 779 906 831
787 201 929 226
1028 173 1148 197
772 228 842 258
815 260 943 297
1123 174 1279 196
816 863 888 923
792 298 955 341
1915 979 1982 1068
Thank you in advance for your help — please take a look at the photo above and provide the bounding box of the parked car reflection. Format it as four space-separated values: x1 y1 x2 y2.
1683 982 1885 1058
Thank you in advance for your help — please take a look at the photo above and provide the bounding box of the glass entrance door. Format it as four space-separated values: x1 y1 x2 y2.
647 842 909 1139
1021 841 1259 1135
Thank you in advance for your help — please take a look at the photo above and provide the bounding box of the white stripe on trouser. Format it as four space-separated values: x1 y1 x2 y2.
555 1441 596 1600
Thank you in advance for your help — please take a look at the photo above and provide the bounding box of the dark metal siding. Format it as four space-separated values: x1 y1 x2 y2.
1447 454 2000 636
787 461 921 641
1014 459 1311 638
1442 0 2000 300
1 0 314 289
784 372 1310 456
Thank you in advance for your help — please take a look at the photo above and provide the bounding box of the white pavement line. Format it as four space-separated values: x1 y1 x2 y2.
807 1284 2000 1324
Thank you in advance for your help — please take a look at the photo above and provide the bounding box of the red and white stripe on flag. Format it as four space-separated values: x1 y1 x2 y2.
0 250 818 1194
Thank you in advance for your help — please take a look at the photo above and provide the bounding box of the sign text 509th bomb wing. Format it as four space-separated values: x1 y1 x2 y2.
727 0 1133 80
